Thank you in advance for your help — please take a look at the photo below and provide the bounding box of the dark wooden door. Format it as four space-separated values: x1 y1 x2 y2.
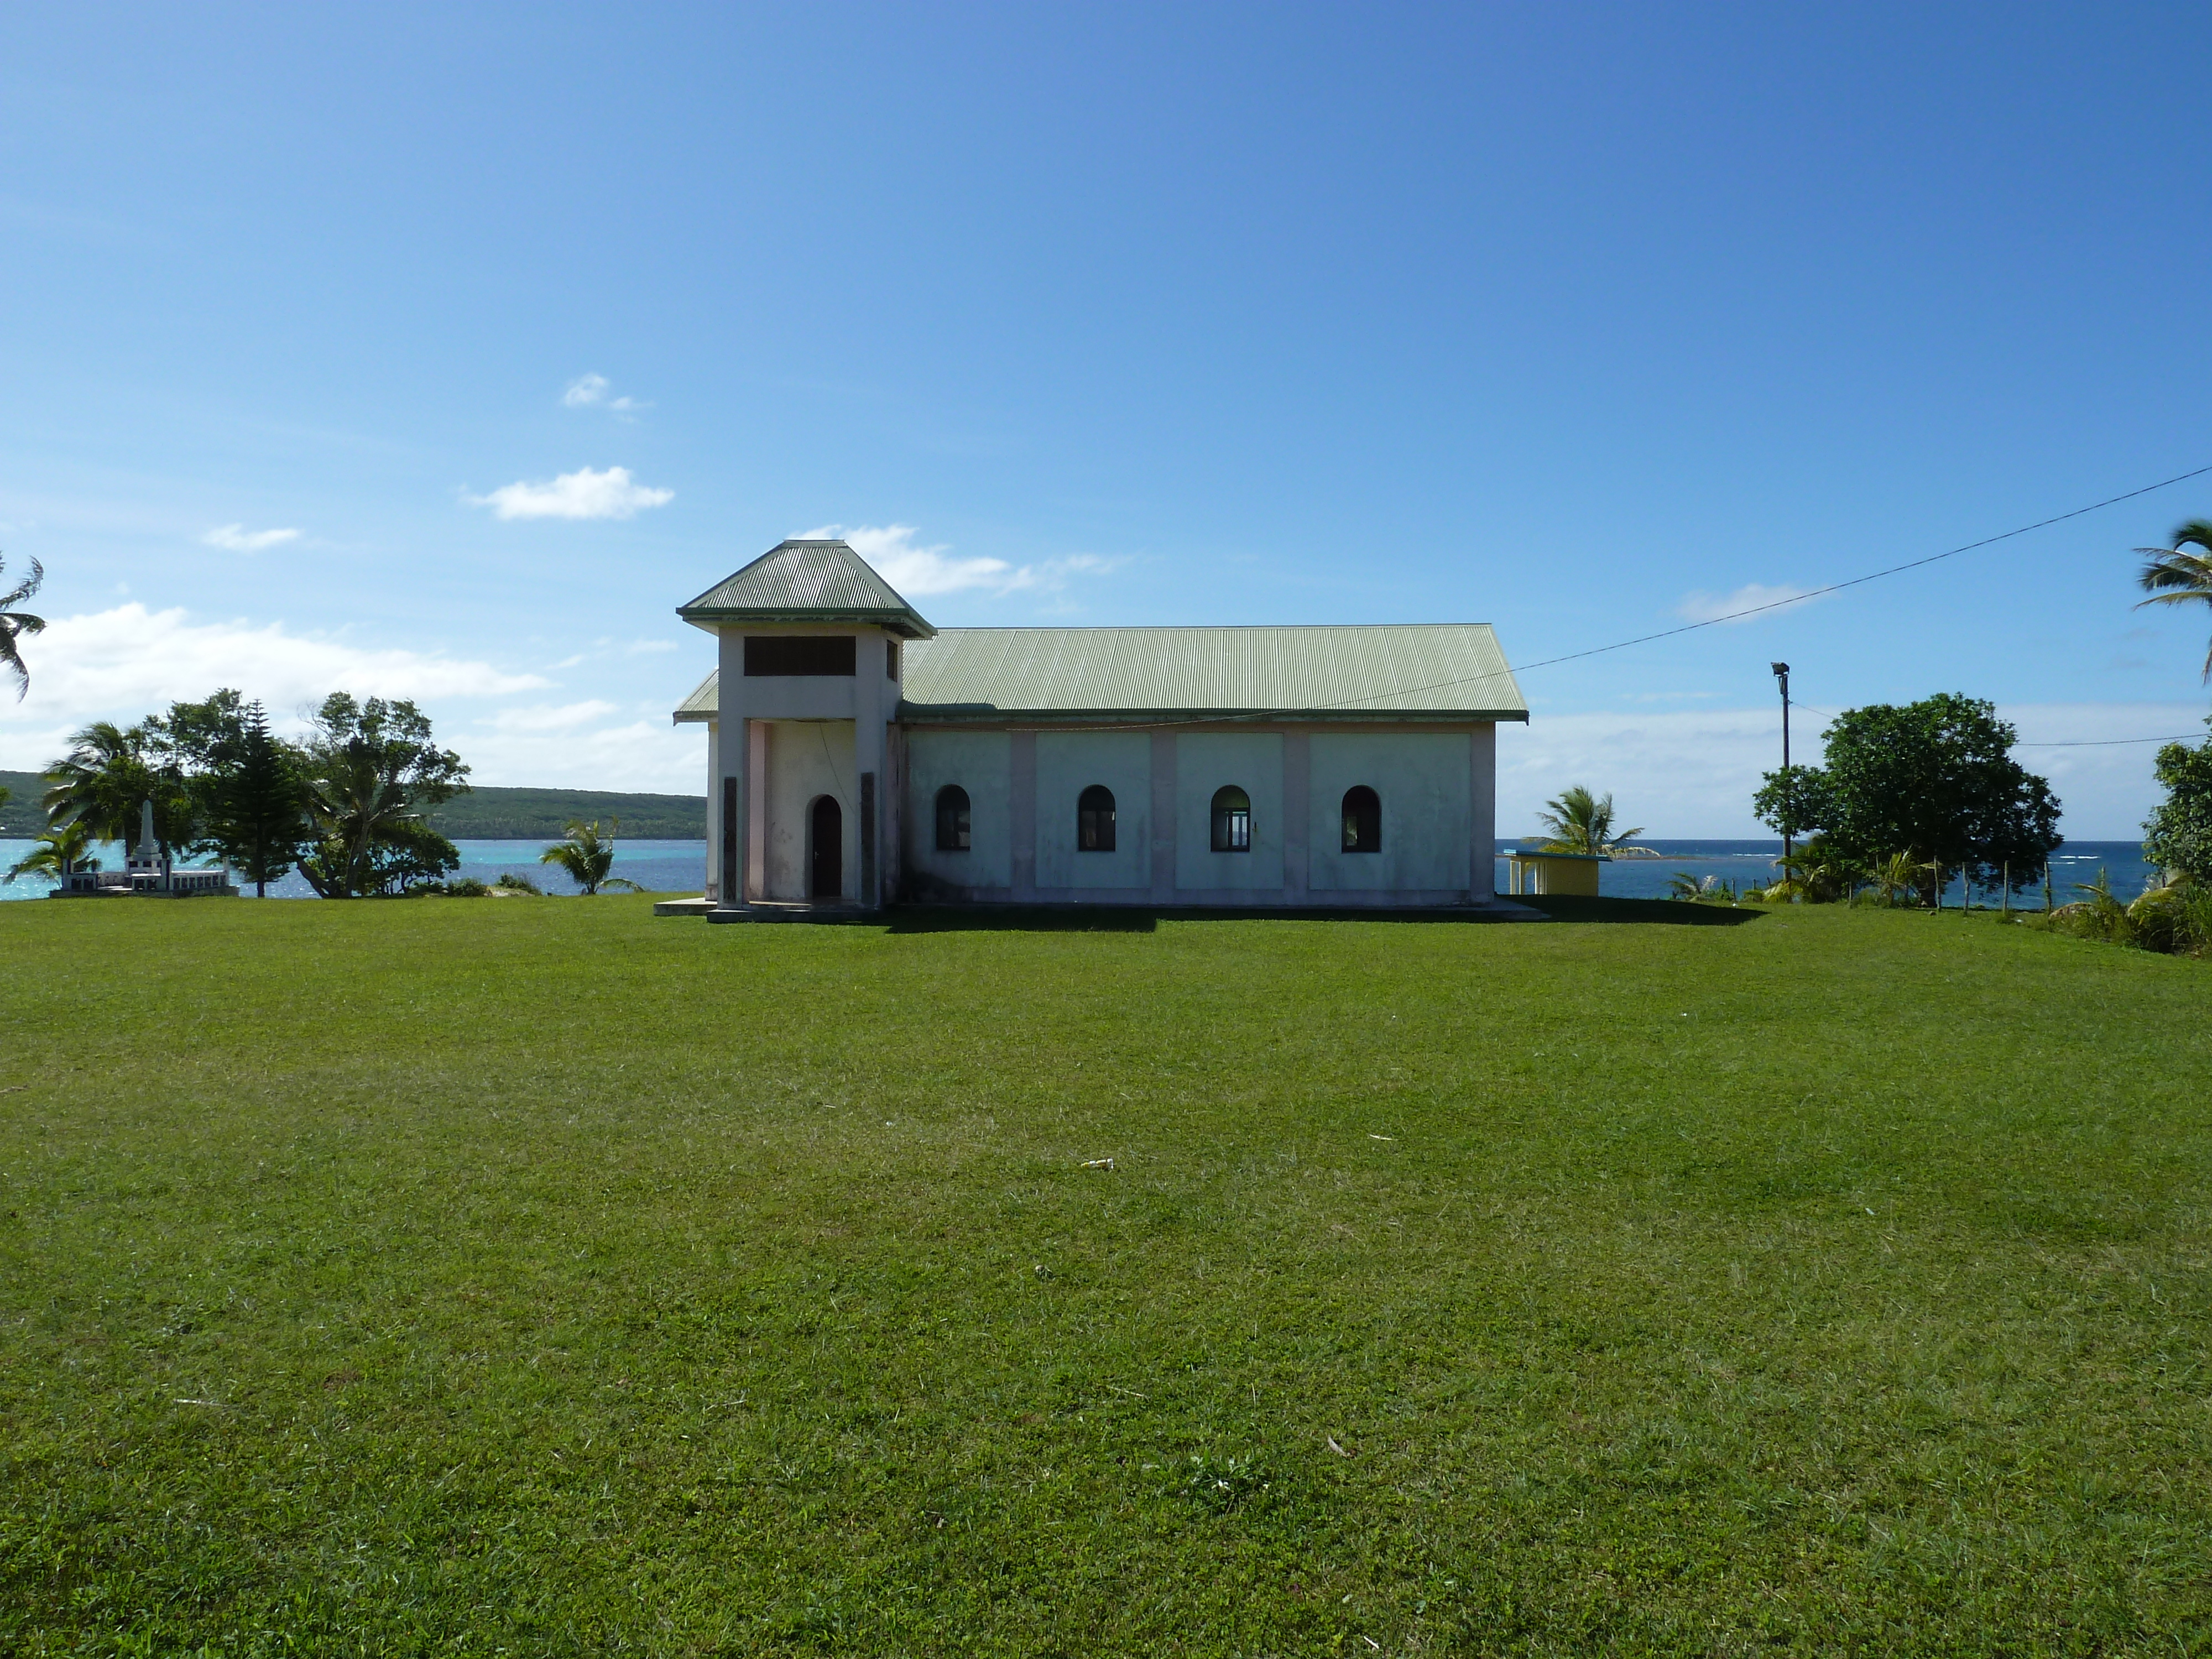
810 796 842 899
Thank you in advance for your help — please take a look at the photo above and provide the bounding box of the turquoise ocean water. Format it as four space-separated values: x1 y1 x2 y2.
0 838 711 900
0 837 2164 905
1569 839 2163 905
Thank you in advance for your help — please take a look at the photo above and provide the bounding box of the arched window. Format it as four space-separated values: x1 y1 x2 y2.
935 785 971 851
1077 785 1116 851
1341 785 1380 853
1211 785 1251 852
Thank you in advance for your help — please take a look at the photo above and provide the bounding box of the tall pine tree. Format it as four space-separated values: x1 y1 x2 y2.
206 702 310 896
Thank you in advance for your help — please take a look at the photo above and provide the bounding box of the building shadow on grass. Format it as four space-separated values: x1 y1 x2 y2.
883 899 1761 932
886 906 1162 933
1515 894 1766 926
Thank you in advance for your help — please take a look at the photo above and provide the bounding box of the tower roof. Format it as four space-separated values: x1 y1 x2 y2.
676 539 936 639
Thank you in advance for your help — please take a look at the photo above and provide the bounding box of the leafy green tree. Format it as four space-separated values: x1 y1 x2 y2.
2136 520 2212 680
4 819 98 885
1753 694 2060 898
202 703 312 896
144 688 253 858
540 819 642 896
361 820 462 896
1533 786 1643 855
0 554 44 698
1752 765 1834 854
2143 718 2212 883
296 695 469 899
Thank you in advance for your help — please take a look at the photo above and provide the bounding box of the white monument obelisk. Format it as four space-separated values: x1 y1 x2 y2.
128 799 164 889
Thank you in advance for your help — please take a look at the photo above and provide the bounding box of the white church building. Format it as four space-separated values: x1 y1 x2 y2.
672 539 1528 917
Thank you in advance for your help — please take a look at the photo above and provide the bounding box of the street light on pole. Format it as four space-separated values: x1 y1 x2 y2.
1771 662 1793 872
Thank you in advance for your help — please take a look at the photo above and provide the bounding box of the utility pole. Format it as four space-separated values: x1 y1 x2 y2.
1771 662 1793 871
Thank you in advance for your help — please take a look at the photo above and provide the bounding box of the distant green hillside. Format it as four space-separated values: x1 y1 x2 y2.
425 787 705 839
0 773 704 840
1 771 46 835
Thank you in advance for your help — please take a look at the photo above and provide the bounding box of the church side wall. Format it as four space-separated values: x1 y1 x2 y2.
1470 722 1497 900
1307 732 1473 893
1036 731 1151 890
1175 733 1284 891
897 720 1506 907
905 730 1014 893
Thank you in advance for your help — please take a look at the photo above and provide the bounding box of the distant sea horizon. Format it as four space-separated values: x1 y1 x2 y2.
0 835 2166 904
1514 838 2165 904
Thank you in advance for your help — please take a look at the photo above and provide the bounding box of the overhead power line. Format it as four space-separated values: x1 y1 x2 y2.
1309 459 2212 711
1793 705 2202 749
2015 733 2203 748
1072 460 2212 732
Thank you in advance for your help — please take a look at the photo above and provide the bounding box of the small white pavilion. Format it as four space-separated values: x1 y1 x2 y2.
55 800 236 897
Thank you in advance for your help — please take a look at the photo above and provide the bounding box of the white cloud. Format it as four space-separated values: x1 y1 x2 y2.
0 604 716 794
201 523 300 552
1673 583 1820 625
463 712 702 792
803 523 1122 598
625 638 679 654
466 466 672 521
0 603 550 770
485 699 621 732
561 373 647 417
809 523 1019 596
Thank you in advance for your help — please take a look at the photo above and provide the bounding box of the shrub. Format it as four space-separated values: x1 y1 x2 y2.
1668 873 1747 905
495 873 542 894
2049 868 2133 947
2042 870 2212 956
405 878 491 898
2127 878 2210 957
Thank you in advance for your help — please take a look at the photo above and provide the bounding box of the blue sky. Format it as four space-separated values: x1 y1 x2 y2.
4 3 2209 836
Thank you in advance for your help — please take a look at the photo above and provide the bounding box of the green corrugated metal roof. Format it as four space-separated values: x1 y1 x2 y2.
672 670 717 723
677 540 937 639
670 625 1527 724
903 626 1524 719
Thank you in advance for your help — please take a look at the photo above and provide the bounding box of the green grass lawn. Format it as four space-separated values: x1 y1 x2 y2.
2 897 2208 1655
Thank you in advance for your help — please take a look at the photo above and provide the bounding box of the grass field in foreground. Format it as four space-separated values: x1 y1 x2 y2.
1 898 2208 1655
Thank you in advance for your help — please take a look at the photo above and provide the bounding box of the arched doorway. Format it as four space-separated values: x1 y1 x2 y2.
809 796 843 899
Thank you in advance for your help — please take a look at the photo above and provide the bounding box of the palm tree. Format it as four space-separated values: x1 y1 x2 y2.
1766 840 1861 904
1866 852 1922 907
1667 872 1733 903
1533 785 1643 856
0 554 46 698
42 722 172 849
2136 520 2212 679
4 820 98 885
540 819 643 895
